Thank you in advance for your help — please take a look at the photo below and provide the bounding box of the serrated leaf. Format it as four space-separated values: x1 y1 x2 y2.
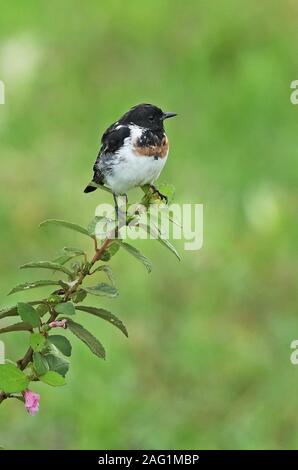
0 305 18 320
157 236 181 261
91 265 115 285
87 216 106 236
140 223 181 261
55 302 76 316
75 306 128 337
40 219 91 238
20 261 73 277
30 333 46 352
0 322 32 334
82 283 118 298
0 364 29 393
36 303 49 317
0 301 43 320
63 247 86 256
48 335 72 357
53 254 75 265
39 370 66 386
116 240 152 273
17 303 40 328
44 354 69 377
67 319 105 359
33 352 49 376
9 280 61 295
71 289 87 304
99 242 120 262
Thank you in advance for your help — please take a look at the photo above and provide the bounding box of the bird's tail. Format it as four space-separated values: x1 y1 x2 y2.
84 181 98 193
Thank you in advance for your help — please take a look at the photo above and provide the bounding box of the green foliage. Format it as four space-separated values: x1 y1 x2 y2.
40 219 91 238
99 242 120 261
44 354 69 377
0 322 32 334
18 303 40 328
9 280 62 295
20 261 73 277
67 319 106 359
116 240 152 273
139 223 181 261
54 302 76 316
0 364 29 393
33 352 49 376
0 301 43 320
30 333 46 352
91 265 115 285
39 371 66 387
83 283 118 298
71 290 87 303
0 183 179 415
75 306 128 337
48 335 72 357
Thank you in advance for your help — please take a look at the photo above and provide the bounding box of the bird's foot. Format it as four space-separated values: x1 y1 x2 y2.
149 185 168 204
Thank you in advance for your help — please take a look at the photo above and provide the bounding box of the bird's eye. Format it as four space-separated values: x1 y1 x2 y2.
148 115 154 122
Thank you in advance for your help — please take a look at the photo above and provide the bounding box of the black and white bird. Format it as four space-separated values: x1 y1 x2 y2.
84 103 177 201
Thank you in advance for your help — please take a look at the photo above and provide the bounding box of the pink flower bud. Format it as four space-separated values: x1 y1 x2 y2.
49 319 67 329
23 389 40 416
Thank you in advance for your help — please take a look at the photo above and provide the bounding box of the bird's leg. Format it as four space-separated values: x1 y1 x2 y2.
113 193 119 238
149 184 168 204
118 194 127 229
113 193 128 237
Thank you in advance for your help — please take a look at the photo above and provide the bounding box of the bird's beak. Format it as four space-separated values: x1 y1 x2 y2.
162 112 177 120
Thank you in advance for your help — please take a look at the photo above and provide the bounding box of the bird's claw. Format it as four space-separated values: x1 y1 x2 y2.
150 185 168 204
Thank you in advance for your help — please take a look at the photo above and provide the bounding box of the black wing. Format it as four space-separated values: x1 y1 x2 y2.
100 123 131 153
84 124 131 193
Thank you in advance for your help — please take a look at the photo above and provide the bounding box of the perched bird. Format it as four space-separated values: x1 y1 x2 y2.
84 103 177 201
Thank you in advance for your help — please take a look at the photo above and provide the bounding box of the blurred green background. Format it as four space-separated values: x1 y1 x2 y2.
1 0 298 450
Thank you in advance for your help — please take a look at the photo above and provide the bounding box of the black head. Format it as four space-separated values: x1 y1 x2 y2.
119 103 177 130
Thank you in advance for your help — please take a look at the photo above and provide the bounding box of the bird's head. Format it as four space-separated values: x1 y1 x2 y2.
120 103 177 130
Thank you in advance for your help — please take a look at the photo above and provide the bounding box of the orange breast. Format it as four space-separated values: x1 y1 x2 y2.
133 135 169 159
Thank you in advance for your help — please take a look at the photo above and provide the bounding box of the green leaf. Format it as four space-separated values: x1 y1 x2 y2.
20 261 73 277
36 303 49 317
40 219 91 238
33 352 49 376
63 247 86 256
116 240 152 273
9 280 61 295
71 289 87 304
0 322 32 334
30 333 46 352
0 364 29 393
0 305 18 320
17 303 40 328
48 335 72 357
39 370 66 386
140 223 181 261
44 354 69 377
75 306 128 337
99 242 120 261
87 216 106 236
67 319 105 359
82 283 118 298
91 265 115 285
156 236 181 261
55 302 76 316
53 254 75 265
0 301 45 320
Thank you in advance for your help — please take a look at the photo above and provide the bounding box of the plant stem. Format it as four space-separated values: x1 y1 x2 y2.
0 234 113 405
